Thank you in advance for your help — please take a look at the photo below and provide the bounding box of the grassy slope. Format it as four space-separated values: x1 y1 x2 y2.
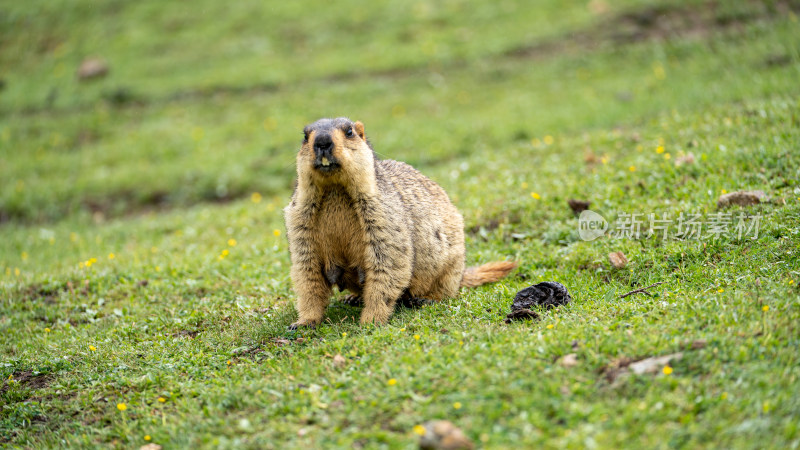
2 0 800 448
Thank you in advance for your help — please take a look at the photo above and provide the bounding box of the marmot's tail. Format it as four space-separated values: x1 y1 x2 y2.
461 261 518 288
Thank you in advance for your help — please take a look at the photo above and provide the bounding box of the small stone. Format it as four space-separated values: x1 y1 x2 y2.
675 152 696 166
628 352 683 376
717 190 767 208
558 353 579 368
567 199 591 215
419 420 473 450
333 354 346 368
77 58 109 81
690 339 707 350
608 251 628 269
139 445 162 450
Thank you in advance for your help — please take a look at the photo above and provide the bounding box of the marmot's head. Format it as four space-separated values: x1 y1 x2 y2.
297 117 374 184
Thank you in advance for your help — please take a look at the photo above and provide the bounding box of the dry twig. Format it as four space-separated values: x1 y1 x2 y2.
619 281 665 299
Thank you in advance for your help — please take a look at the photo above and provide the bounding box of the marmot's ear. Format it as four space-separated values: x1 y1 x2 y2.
354 121 366 140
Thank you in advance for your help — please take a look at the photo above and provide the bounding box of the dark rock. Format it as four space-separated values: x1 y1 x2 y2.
511 281 572 310
567 199 591 215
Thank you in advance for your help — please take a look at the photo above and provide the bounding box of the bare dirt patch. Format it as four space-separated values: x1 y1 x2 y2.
506 0 800 59
1 370 52 394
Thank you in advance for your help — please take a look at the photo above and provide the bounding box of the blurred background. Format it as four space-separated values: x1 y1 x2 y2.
1 0 798 225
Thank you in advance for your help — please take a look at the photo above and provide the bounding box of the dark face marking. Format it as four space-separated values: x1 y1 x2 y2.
302 117 355 142
303 117 356 174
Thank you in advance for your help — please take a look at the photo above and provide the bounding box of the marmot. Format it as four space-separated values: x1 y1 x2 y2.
284 117 516 328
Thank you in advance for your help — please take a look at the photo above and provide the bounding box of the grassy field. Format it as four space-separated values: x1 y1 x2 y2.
2 0 800 448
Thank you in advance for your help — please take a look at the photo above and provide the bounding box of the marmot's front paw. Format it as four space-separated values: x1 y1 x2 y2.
341 294 363 306
359 304 392 325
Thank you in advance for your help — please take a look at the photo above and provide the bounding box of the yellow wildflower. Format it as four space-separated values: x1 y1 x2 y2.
543 135 554 145
653 63 666 80
414 334 420 340
656 146 665 154
157 397 166 403
191 127 204 141
89 345 96 351
228 239 237 247
663 365 673 375
530 192 541 200
546 324 554 329
629 166 636 172
762 305 769 312
413 425 426 436
717 288 724 293
387 378 397 386
44 328 51 333
664 153 671 160
221 249 229 257
251 192 263 203
108 253 115 260
144 435 151 441
453 402 462 410
273 229 281 237
117 403 127 411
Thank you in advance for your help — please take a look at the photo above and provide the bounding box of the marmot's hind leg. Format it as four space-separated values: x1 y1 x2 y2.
422 259 464 301
398 289 431 308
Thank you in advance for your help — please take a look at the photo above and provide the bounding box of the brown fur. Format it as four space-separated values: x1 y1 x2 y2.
283 118 516 327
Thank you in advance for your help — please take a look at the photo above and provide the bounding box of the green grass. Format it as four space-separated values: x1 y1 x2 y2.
2 0 800 448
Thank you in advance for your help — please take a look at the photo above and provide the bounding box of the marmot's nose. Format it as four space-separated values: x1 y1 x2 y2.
313 134 333 157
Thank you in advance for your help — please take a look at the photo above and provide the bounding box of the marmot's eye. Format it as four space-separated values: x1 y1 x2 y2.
303 131 309 142
344 127 354 138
